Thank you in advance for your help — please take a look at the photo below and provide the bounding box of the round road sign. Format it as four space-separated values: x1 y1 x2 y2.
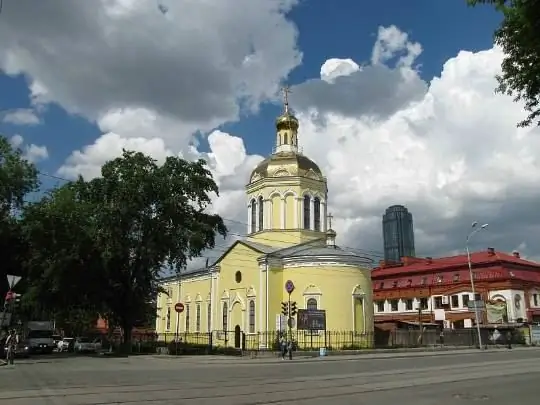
174 302 185 313
285 280 295 294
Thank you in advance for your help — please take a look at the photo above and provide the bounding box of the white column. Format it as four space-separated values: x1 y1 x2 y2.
247 204 252 233
255 199 260 232
294 197 299 228
259 265 264 335
321 201 327 231
310 197 315 230
264 199 270 229
281 198 286 228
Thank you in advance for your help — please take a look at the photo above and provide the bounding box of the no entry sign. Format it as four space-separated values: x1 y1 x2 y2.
174 302 185 313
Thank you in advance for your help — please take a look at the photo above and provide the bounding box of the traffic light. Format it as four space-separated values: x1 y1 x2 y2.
290 301 297 316
281 302 289 316
13 293 21 309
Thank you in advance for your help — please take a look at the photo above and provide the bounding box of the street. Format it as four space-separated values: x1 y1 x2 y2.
0 348 539 404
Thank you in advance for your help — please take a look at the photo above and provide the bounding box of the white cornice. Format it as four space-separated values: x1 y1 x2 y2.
281 255 373 269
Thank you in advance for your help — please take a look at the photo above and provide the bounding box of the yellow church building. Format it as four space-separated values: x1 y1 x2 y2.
155 91 374 349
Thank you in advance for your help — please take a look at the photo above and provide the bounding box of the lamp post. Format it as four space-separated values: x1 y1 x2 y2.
466 221 488 349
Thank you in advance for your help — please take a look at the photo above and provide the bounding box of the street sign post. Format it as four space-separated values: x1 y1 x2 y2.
285 280 295 294
174 302 185 313
174 303 185 355
6 274 21 289
284 280 295 360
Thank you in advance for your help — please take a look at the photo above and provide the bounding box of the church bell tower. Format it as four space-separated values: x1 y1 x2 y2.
245 87 328 248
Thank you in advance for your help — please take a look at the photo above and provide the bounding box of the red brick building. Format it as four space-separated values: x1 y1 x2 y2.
372 247 540 329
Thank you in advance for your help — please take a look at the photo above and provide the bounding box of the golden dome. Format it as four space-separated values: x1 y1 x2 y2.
275 112 299 130
249 151 322 183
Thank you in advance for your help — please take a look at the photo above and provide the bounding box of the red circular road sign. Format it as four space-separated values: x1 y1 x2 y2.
285 280 295 294
5 291 13 301
174 303 185 313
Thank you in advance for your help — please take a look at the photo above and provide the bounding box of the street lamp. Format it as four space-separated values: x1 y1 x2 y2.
466 221 488 349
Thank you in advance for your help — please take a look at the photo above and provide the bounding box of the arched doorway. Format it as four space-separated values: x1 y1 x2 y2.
234 325 241 348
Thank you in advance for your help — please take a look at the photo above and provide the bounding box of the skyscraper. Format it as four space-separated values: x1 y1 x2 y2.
382 205 415 263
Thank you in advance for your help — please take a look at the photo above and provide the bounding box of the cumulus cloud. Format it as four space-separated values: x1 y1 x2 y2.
9 134 49 163
1 108 40 125
3 7 540 263
0 0 301 131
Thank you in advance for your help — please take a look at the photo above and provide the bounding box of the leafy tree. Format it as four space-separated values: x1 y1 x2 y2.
22 150 227 349
468 0 540 127
0 136 38 302
83 151 227 349
20 184 103 328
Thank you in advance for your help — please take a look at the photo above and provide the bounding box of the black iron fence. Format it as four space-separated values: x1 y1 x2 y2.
135 327 529 355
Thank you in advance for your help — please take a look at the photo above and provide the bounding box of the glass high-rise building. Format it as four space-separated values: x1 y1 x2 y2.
382 205 415 263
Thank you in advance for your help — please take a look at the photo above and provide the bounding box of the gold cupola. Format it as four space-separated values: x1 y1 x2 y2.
249 86 323 183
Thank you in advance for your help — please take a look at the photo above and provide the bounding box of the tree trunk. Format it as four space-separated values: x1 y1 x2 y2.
121 322 133 354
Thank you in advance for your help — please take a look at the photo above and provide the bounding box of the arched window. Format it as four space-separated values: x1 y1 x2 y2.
249 300 256 333
250 199 257 233
307 298 318 311
284 133 288 144
185 305 190 332
222 303 228 331
196 304 201 332
303 195 311 229
313 197 321 231
207 303 211 332
166 307 171 330
258 196 264 231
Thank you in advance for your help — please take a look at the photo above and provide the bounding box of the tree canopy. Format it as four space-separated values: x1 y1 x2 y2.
0 136 37 304
18 149 227 348
468 0 540 127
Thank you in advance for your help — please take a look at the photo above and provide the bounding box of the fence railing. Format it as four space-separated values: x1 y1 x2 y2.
107 327 529 354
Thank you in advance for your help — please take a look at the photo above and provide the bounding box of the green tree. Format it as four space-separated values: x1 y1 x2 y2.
0 135 38 302
84 151 227 349
468 0 540 127
20 184 103 327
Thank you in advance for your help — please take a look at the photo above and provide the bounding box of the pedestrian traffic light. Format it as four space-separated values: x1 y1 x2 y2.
290 301 297 316
281 302 289 316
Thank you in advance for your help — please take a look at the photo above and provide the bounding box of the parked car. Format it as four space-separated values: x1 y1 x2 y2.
52 335 63 348
4 339 30 358
58 337 74 352
74 337 101 353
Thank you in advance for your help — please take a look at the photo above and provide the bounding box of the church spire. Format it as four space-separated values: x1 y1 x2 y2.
275 85 299 154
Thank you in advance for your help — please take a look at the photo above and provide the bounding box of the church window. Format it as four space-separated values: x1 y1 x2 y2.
166 307 171 330
207 303 211 331
284 133 288 144
313 197 321 231
258 196 264 231
250 199 256 233
196 304 201 332
303 195 311 229
185 305 190 332
249 300 255 333
222 303 228 331
235 271 242 283
306 298 318 310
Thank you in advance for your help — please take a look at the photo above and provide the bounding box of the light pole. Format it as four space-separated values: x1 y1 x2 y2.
466 221 488 349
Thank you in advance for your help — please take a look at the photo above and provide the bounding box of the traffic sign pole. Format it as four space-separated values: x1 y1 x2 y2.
174 303 184 355
284 280 295 360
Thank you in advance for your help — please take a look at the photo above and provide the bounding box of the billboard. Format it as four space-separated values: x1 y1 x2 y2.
297 309 326 331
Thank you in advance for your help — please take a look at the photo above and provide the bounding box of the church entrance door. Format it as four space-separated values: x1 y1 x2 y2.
234 325 241 348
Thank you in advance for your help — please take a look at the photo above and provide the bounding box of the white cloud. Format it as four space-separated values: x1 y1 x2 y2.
9 134 49 163
0 0 301 130
2 108 40 125
6 12 540 263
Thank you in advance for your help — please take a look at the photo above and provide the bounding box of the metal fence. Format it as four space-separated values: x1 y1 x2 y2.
144 327 528 354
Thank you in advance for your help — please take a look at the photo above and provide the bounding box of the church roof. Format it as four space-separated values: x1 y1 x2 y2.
250 151 322 180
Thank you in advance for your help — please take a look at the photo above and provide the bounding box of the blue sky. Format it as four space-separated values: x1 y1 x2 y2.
0 0 500 175
4 0 534 260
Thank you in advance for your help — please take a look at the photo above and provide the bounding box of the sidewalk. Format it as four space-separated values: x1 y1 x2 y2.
153 345 539 364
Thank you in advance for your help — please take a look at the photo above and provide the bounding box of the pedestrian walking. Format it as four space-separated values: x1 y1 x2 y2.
5 329 19 365
279 334 287 360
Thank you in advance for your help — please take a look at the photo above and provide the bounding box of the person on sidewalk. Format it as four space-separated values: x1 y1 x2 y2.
5 329 19 365
279 335 287 360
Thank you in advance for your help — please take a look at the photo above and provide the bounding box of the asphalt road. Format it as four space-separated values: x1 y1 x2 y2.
1 348 539 404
